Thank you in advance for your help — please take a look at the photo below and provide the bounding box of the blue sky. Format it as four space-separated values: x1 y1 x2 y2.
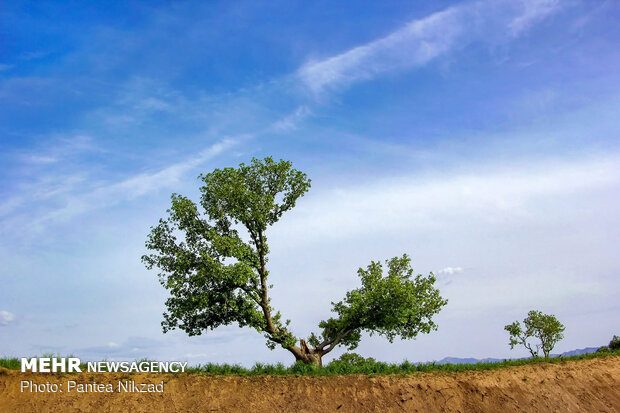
1 0 619 365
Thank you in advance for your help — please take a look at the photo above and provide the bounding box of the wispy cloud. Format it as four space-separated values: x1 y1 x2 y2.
297 0 565 95
0 72 324 234
0 136 243 249
0 136 102 219
19 135 102 166
22 155 58 164
298 6 465 95
509 0 562 36
35 137 241 225
270 105 311 133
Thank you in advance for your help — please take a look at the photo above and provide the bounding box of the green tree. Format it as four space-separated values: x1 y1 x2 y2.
504 310 565 358
142 157 448 366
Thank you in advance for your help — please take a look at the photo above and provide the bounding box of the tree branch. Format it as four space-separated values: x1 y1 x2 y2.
316 327 355 355
239 285 262 306
256 229 278 336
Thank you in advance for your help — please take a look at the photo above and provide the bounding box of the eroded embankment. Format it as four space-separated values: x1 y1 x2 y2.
1 356 619 413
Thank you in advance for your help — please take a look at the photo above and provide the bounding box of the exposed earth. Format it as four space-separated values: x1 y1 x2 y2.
1 356 619 412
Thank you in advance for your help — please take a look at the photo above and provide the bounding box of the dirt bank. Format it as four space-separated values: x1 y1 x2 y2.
1 356 619 412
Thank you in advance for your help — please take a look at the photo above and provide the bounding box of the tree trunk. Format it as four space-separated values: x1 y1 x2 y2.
295 352 322 366
288 339 323 366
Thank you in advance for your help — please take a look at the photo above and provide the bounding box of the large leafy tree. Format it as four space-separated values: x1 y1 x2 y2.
142 157 448 365
504 310 565 358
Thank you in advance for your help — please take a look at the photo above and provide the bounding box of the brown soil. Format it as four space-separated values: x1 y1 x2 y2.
1 356 619 413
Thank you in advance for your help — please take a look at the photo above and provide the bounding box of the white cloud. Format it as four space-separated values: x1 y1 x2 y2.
297 0 565 94
438 267 464 275
183 353 212 359
279 153 620 242
0 310 16 326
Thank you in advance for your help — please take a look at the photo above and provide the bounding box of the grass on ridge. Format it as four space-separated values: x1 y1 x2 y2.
2 349 618 376
186 349 620 376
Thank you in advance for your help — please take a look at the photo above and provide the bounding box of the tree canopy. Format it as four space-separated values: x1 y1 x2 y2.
142 157 447 365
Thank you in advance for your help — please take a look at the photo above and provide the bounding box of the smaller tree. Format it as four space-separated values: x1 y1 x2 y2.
504 310 565 359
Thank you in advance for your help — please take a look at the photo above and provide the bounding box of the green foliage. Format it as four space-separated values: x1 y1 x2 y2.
504 310 565 358
310 255 448 352
199 157 311 233
330 352 376 366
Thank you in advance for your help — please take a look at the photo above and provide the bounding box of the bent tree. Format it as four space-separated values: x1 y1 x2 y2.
142 157 448 366
504 310 565 359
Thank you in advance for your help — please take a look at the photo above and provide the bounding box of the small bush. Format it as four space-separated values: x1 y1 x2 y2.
329 353 376 367
290 361 319 375
609 335 620 351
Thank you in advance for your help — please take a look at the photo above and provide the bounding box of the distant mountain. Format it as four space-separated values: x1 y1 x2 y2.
437 357 506 365
554 347 600 357
436 347 601 365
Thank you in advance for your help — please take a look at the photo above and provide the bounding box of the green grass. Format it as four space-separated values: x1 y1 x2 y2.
3 349 619 376
0 357 20 370
0 353 86 372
